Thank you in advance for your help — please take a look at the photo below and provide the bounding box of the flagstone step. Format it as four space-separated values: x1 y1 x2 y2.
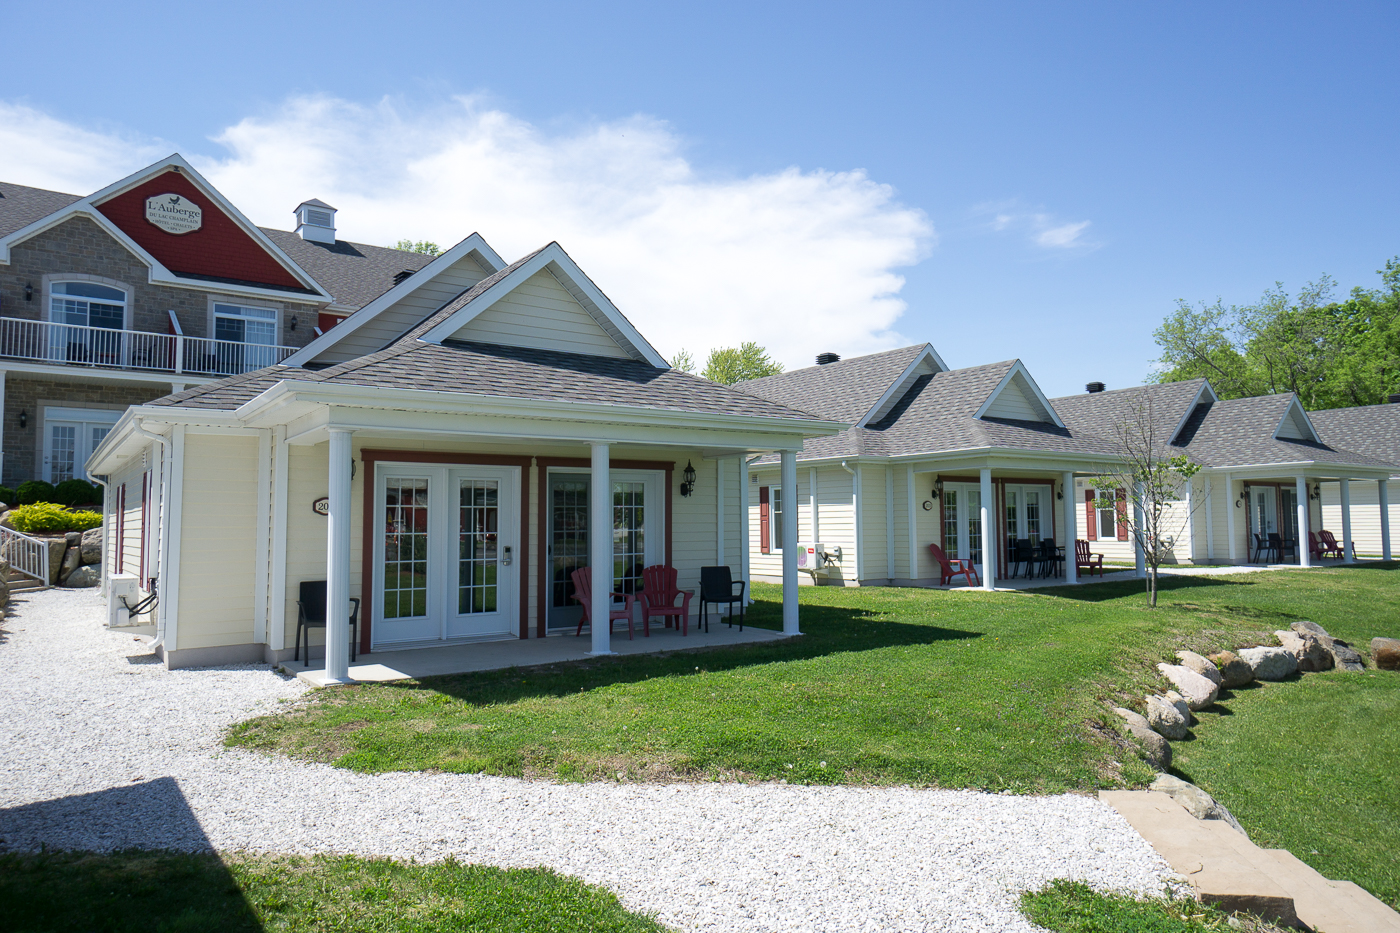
1100 790 1400 931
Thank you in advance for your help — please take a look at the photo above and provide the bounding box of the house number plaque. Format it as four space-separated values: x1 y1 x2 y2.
312 497 330 516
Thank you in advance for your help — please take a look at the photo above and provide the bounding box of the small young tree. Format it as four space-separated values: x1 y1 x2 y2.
701 342 783 384
1091 393 1204 608
669 348 697 373
394 239 442 256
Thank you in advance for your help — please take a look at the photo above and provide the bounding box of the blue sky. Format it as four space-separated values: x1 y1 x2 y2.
3 1 1397 395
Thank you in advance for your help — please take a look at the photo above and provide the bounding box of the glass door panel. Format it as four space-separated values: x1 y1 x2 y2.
447 467 517 638
457 479 499 615
548 474 590 629
966 489 982 567
613 481 645 597
379 476 434 643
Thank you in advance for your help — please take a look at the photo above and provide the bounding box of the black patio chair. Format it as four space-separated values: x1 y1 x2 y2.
1010 538 1034 579
1035 538 1061 578
698 566 745 632
294 580 360 668
1268 532 1289 564
1251 532 1269 563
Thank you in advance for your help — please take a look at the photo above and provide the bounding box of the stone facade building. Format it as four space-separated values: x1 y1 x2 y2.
0 154 433 488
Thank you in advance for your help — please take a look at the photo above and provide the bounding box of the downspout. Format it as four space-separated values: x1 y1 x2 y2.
130 421 169 650
840 460 863 584
85 470 109 597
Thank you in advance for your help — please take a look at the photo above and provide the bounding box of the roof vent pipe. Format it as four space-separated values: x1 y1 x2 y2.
1389 393 1400 404
1086 381 1106 394
816 352 841 365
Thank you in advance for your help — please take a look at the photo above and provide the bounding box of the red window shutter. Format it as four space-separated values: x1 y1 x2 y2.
1116 488 1129 541
1084 489 1097 541
759 486 770 554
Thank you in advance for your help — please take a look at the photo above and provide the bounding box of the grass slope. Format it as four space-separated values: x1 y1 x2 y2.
1020 879 1286 933
230 566 1399 796
0 851 668 932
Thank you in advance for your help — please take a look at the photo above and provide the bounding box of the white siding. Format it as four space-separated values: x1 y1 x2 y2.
450 268 630 358
912 471 940 580
177 434 260 650
109 457 148 581
982 375 1042 421
313 253 490 363
744 464 861 585
1321 478 1396 557
860 465 888 582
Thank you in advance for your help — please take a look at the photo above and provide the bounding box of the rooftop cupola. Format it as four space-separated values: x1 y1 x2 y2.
295 199 337 244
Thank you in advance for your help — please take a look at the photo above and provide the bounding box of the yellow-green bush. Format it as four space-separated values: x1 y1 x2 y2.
8 502 102 535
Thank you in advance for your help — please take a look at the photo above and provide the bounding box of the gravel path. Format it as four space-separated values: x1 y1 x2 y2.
0 588 1173 932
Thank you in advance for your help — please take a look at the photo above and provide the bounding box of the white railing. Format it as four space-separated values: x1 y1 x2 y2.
0 525 50 584
0 316 296 377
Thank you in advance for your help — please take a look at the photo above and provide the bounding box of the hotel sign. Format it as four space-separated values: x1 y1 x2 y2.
144 194 203 235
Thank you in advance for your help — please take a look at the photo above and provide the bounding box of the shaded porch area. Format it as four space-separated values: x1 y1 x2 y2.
289 617 790 685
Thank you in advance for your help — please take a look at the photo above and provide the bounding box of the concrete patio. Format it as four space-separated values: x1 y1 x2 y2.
289 616 790 686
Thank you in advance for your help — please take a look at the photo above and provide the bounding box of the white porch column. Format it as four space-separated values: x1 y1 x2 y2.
1225 473 1237 562
1295 474 1311 567
324 428 354 682
979 468 996 590
1133 484 1146 578
905 466 916 581
740 456 752 603
1340 477 1354 563
1062 472 1077 584
0 369 7 483
781 449 800 635
1205 477 1215 560
716 457 725 566
1380 479 1392 561
589 443 615 655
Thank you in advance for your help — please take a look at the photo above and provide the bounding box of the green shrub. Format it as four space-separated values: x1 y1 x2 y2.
8 503 102 535
53 479 100 507
15 480 56 505
0 486 14 508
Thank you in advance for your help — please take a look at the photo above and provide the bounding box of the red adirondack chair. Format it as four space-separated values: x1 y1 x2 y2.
1318 530 1345 559
928 543 979 587
570 567 636 639
640 565 693 635
1075 539 1104 577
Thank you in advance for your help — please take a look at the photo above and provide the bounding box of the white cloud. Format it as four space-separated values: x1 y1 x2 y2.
0 96 933 369
0 103 167 194
1034 219 1091 249
971 200 1097 252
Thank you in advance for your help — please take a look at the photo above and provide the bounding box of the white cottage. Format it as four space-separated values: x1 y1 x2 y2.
88 241 839 674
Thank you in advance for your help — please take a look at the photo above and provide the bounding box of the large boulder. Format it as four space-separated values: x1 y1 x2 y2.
1156 663 1219 710
58 542 83 583
1114 707 1171 771
80 528 103 565
61 564 99 588
1274 629 1333 672
1292 622 1365 672
1144 694 1189 740
1176 650 1222 686
1239 646 1298 680
1373 637 1400 672
45 537 67 585
1208 650 1254 688
1149 774 1247 835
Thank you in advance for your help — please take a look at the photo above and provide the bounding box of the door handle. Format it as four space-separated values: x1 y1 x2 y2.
502 545 512 566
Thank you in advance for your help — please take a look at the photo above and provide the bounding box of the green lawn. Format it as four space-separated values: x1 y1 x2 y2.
230 565 1400 797
1019 879 1286 933
0 850 667 932
1173 668 1400 909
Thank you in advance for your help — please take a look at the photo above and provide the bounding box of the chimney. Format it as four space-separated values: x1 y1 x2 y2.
816 352 841 365
1086 381 1106 394
295 199 337 244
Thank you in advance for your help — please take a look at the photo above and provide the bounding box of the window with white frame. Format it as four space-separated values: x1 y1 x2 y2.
49 281 128 364
1096 489 1119 540
43 407 120 484
211 302 279 374
759 484 784 553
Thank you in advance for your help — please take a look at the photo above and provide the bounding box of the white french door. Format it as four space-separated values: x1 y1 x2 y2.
940 484 984 577
43 407 120 483
373 463 520 648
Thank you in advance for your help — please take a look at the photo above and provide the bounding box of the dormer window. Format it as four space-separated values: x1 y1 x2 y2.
294 199 337 244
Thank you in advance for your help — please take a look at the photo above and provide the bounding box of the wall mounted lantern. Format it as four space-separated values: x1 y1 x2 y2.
17 410 26 429
24 283 32 302
1310 483 1321 501
290 315 299 331
1055 482 1064 501
1236 490 1248 508
680 460 696 497
931 475 943 500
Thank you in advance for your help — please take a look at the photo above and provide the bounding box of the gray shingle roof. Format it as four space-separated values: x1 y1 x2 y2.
1308 404 1400 473
397 246 547 342
0 181 83 238
148 339 826 422
737 345 928 424
1171 395 1398 470
1050 380 1209 451
260 229 436 311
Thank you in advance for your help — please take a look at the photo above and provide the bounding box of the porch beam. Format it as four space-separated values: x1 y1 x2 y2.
324 427 354 682
1295 474 1311 567
1062 472 1077 584
1340 477 1354 563
980 468 996 590
781 450 800 635
589 443 616 655
1381 479 1392 561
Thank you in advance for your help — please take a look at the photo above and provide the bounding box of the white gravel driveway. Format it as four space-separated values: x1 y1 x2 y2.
0 587 1172 932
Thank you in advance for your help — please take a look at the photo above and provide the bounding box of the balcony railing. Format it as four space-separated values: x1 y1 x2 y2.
0 316 297 377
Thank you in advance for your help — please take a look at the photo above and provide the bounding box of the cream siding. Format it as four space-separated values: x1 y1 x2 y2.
449 268 630 359
893 467 912 579
109 457 148 580
860 465 889 582
1321 478 1397 557
912 471 940 580
176 434 260 650
313 253 490 363
982 377 1041 421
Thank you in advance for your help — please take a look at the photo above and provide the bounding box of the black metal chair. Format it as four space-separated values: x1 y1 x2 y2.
294 580 360 668
1010 538 1034 578
1251 532 1269 563
1035 537 1061 578
698 566 745 632
1268 532 1289 564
